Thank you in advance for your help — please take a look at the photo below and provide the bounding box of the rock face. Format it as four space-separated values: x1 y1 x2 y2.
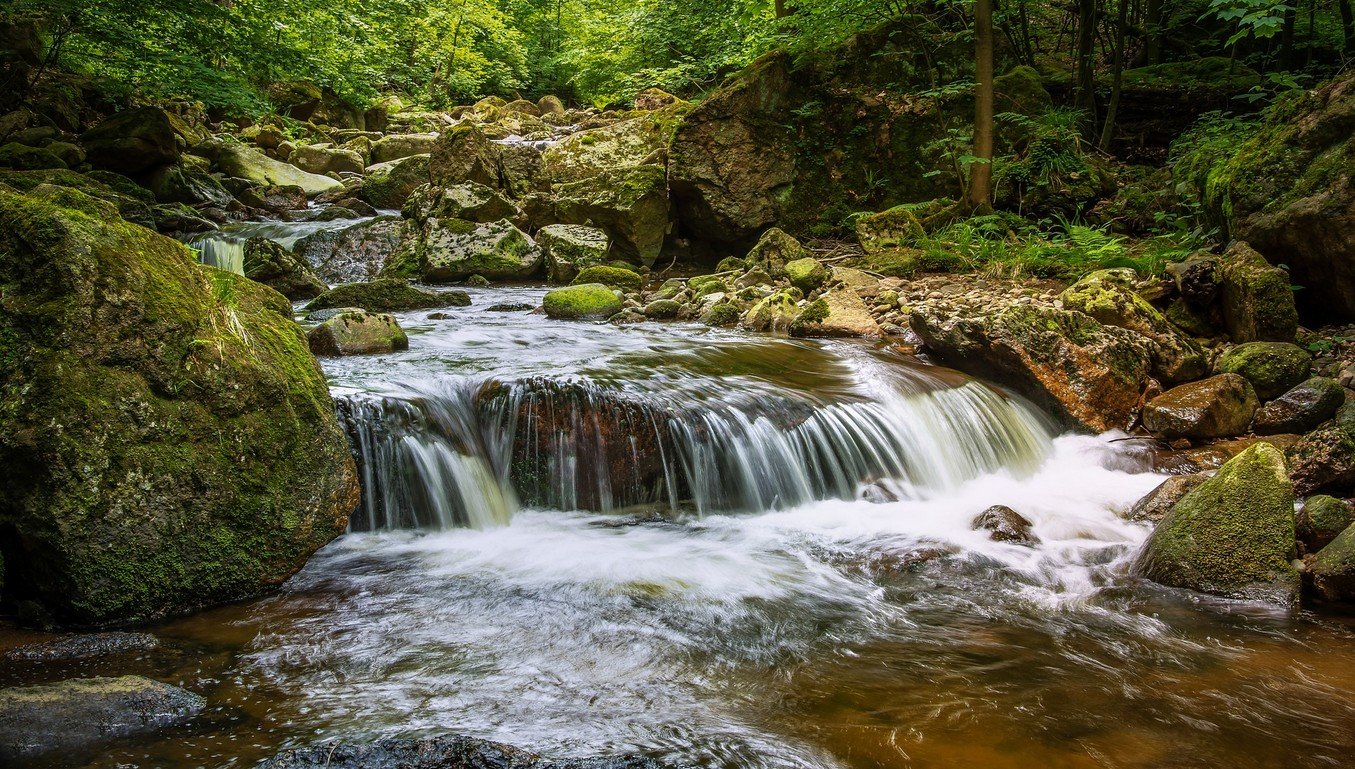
911 303 1151 432
295 216 405 284
259 734 662 769
1135 442 1299 605
0 676 204 761
1185 73 1355 322
0 185 359 626
244 237 327 300
305 278 469 313
538 224 610 283
543 283 622 320
213 143 345 196
1058 269 1206 383
1214 341 1311 399
393 217 541 282
307 311 409 356
1252 377 1344 435
1142 374 1259 440
80 107 181 173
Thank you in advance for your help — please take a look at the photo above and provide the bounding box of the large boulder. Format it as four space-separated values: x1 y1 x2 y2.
0 168 155 228
0 185 359 626
746 227 811 274
790 288 881 338
429 122 500 188
1297 495 1355 554
243 237 326 300
1135 442 1299 605
79 107 181 174
1252 377 1344 435
1059 269 1206 383
404 182 517 224
0 142 66 170
305 278 469 313
289 144 365 176
259 734 661 769
295 215 405 284
911 302 1152 432
360 154 430 209
552 165 670 265
1308 523 1355 601
543 283 622 320
214 143 344 196
538 224 610 283
540 104 687 185
0 676 204 761
370 133 437 164
1287 417 1355 496
572 265 641 292
145 162 233 208
391 218 541 282
1142 374 1259 440
307 311 408 356
1216 241 1299 342
1179 73 1355 323
1214 341 1311 399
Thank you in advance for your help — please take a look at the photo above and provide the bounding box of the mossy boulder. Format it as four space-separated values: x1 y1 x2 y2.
1215 341 1311 399
145 163 233 208
79 107 181 174
1287 420 1355 496
0 142 66 170
552 165 670 265
1252 377 1344 435
572 265 641 292
305 278 469 313
1135 442 1299 606
306 311 409 356
1142 374 1259 440
540 103 688 185
289 144 365 176
295 216 405 284
538 224 610 283
784 257 829 292
243 237 326 300
1297 495 1355 554
371 133 437 164
403 181 516 224
213 143 344 196
789 288 880 338
855 207 924 254
745 227 809 274
0 185 359 626
1059 268 1206 383
360 154 430 209
1216 241 1299 342
1308 523 1355 602
744 289 801 332
542 283 623 320
642 298 682 319
0 169 154 228
429 122 500 188
994 65 1052 115
393 217 541 282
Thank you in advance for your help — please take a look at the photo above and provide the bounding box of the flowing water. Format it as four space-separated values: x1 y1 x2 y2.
184 211 389 276
4 287 1355 769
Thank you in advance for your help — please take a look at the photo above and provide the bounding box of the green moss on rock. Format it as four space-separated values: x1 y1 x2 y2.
1215 341 1311 399
542 283 623 320
305 278 469 313
572 265 641 291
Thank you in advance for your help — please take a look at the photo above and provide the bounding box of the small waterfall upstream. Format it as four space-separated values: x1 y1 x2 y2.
335 368 1054 532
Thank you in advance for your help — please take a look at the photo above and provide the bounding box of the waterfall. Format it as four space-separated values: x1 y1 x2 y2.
335 371 1054 531
192 236 246 275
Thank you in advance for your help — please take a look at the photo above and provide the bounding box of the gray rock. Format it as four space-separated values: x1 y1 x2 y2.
973 505 1037 545
1252 377 1345 435
260 735 664 769
1126 473 1209 524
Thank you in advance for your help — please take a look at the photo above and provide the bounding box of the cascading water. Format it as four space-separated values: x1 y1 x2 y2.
184 211 390 277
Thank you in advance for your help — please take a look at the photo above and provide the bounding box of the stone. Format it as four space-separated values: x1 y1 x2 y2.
1217 241 1299 342
1308 523 1355 602
392 218 541 282
634 87 683 111
538 224 610 283
1214 341 1311 399
370 133 437 164
244 238 327 300
855 206 924 253
0 185 358 625
1252 377 1344 435
973 505 1037 544
1296 495 1355 554
295 216 406 284
429 122 500 187
573 265 641 292
789 288 881 338
543 283 623 320
288 143 365 176
643 298 682 319
1287 421 1355 496
1059 268 1207 383
214 143 344 196
541 105 686 185
404 182 517 224
305 278 469 313
79 107 180 173
745 227 810 274
743 290 800 332
307 311 408 356
701 301 742 327
3 632 159 662
1142 374 1259 440
258 734 662 769
552 165 670 265
0 141 66 170
784 257 829 293
538 95 566 115
145 163 233 208
1135 442 1299 605
0 676 204 761
911 302 1152 432
360 154 431 209
1126 473 1209 524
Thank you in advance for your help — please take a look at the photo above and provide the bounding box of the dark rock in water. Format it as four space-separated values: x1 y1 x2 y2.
1307 523 1355 602
487 303 535 312
0 676 204 760
260 735 663 769
3 632 159 661
245 237 327 300
973 505 1037 545
1297 495 1355 554
1252 377 1344 435
1126 474 1208 524
1142 374 1258 440
306 278 470 313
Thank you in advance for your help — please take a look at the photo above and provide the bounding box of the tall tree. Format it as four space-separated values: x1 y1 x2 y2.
970 0 995 209
1075 0 1098 122
1099 0 1129 151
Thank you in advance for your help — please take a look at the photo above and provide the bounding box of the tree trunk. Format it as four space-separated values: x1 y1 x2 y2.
1075 0 1098 123
774 0 791 18
1340 0 1355 54
970 0 995 210
1099 0 1130 152
1143 0 1163 64
1279 4 1296 68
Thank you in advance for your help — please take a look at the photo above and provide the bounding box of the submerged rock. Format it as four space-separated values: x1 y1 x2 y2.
0 676 204 761
305 278 469 313
0 185 358 626
259 734 663 769
1141 374 1259 440
3 632 159 662
1135 442 1299 605
973 505 1037 545
543 283 622 320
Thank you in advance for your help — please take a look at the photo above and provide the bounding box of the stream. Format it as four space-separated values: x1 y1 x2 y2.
4 223 1355 769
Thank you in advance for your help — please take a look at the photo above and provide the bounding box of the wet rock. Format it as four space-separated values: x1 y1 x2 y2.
1142 374 1258 440
643 298 681 319
0 185 358 625
1126 473 1209 524
296 216 405 284
1214 341 1311 399
1252 377 1344 435
743 289 800 332
701 301 742 327
543 283 623 320
80 107 181 173
973 505 1037 545
2 632 159 662
0 676 204 761
573 265 641 292
539 224 610 283
406 182 518 225
289 144 364 176
360 154 431 209
1307 523 1355 602
393 218 541 282
1217 241 1299 342
370 133 436 164
1287 420 1355 496
784 257 828 293
790 288 880 338
911 302 1152 432
1136 442 1298 605
306 278 469 313
553 165 670 265
307 311 409 356
259 734 663 769
1297 495 1355 554
212 142 344 196
244 238 327 300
